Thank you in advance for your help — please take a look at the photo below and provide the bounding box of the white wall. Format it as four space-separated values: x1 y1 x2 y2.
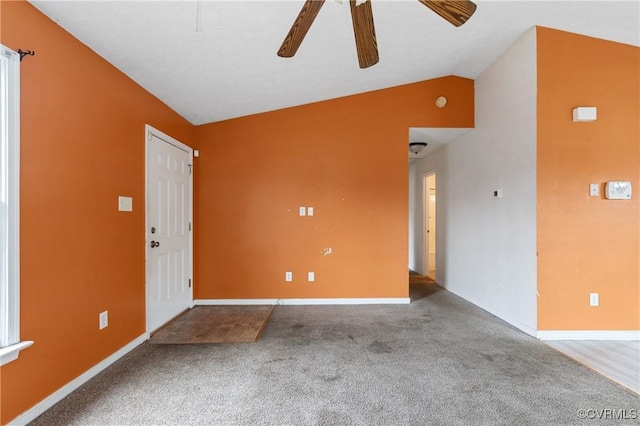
410 29 538 336
408 161 419 271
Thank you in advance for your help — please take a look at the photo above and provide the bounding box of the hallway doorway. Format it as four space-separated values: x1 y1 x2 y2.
423 173 436 280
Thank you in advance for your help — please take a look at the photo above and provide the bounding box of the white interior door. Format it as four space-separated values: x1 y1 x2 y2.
146 127 192 332
423 172 436 279
427 174 436 277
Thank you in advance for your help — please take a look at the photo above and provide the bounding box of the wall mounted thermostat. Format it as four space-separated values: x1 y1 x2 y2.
605 181 632 200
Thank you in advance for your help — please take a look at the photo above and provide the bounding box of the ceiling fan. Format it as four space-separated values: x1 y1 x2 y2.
277 0 477 69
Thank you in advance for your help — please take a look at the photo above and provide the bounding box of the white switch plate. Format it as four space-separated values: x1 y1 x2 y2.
589 183 599 197
285 272 293 282
299 207 306 216
589 293 599 307
99 311 109 329
308 272 315 282
118 196 133 212
307 207 314 216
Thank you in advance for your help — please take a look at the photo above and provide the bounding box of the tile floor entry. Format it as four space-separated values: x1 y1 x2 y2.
149 305 274 344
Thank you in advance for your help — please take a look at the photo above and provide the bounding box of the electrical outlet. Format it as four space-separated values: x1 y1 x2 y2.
299 207 306 216
99 311 109 330
285 272 293 282
589 293 599 307
307 207 314 216
589 183 599 197
118 196 133 212
308 272 315 282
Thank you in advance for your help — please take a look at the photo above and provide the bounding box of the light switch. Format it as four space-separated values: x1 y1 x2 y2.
308 272 315 282
118 196 133 212
589 293 599 307
589 183 599 197
307 207 314 216
299 207 306 216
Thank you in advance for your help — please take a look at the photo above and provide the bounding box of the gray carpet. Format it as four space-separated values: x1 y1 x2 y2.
31 283 639 425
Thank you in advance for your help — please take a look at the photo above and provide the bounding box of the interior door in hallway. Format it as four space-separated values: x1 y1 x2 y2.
146 128 192 332
423 173 436 279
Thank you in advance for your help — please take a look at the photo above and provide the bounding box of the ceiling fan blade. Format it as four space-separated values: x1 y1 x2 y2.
278 0 326 58
349 0 379 69
418 0 477 27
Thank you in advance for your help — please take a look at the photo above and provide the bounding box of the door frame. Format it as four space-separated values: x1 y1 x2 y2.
144 124 194 333
422 170 436 278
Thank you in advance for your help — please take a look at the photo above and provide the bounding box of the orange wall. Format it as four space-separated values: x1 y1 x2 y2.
0 2 193 423
536 27 640 330
194 77 474 300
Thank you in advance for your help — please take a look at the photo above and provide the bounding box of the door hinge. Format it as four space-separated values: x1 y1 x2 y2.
188 279 192 288
189 222 192 231
188 164 193 174
147 131 152 141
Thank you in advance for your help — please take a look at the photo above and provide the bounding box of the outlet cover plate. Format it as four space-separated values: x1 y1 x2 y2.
99 311 109 329
118 196 133 212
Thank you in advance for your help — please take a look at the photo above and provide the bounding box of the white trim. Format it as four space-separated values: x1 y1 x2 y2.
279 298 410 305
537 330 640 341
0 340 33 366
195 298 411 306
0 44 21 349
8 333 149 426
196 299 279 305
144 125 194 332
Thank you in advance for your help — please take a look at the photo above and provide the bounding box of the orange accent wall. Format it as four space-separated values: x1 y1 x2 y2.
193 77 474 300
0 2 193 423
536 27 640 330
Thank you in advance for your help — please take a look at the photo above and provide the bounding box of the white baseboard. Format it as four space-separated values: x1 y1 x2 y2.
195 298 410 306
9 333 149 426
196 299 279 305
279 298 411 305
537 330 640 341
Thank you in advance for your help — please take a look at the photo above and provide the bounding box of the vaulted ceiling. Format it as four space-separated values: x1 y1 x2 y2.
30 1 640 125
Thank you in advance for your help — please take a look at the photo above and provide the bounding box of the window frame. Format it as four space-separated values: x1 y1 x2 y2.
0 44 32 366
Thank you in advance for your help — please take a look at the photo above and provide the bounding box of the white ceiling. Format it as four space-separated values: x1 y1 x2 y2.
30 0 639 125
408 127 471 162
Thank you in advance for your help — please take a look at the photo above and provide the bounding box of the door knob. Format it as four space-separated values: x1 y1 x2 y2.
150 241 160 248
